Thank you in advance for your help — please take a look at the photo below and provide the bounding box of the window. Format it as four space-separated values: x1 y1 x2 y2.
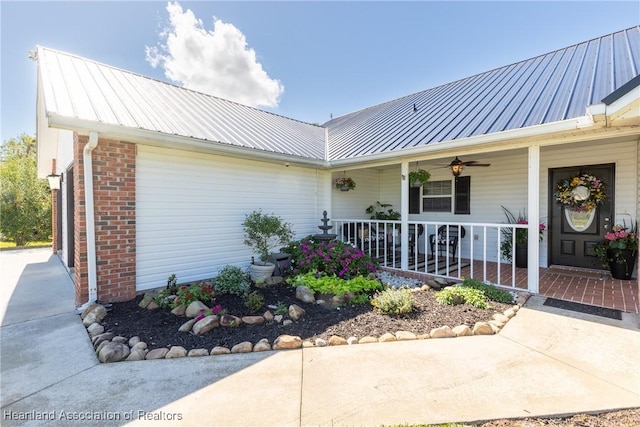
422 180 452 212
408 177 471 214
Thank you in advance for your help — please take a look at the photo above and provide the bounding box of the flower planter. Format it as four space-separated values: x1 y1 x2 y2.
515 243 528 268
340 185 351 191
249 262 276 282
607 249 637 280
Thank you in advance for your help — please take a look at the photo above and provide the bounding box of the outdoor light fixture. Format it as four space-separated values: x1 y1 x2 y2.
46 173 61 190
449 157 464 177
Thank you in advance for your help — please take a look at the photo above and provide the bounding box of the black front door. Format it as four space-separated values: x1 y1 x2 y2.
549 164 614 269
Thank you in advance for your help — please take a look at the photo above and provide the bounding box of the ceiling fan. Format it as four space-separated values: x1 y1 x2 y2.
446 156 491 177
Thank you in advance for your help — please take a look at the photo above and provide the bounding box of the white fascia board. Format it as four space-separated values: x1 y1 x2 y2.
47 114 328 169
606 86 640 117
327 116 592 168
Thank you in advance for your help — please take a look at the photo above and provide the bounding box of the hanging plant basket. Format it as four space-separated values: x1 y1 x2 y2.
335 177 356 191
409 169 431 187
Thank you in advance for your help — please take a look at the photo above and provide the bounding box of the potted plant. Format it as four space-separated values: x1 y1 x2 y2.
500 206 545 268
242 210 294 281
335 177 356 191
366 201 400 220
594 222 638 280
408 169 431 188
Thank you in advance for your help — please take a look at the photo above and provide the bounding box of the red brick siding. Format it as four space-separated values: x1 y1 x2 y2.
73 133 136 305
51 159 59 253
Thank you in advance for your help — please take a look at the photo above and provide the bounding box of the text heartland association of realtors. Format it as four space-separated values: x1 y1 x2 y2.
3 409 183 421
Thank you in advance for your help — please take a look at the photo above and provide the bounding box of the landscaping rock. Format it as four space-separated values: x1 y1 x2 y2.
112 336 128 344
274 315 283 323
220 314 243 327
315 338 327 347
296 286 316 303
80 303 101 319
185 301 209 318
378 333 396 342
86 323 104 337
492 313 510 324
192 315 220 335
126 349 147 361
358 336 378 344
95 340 109 355
288 304 306 320
265 276 284 287
171 304 186 316
453 325 473 337
504 308 516 318
489 320 504 333
242 315 265 325
283 319 293 326
231 342 253 353
128 336 141 347
146 348 169 360
211 346 231 355
178 319 196 333
417 334 431 340
303 341 314 348
328 335 347 346
166 346 187 358
395 331 417 341
263 311 274 322
82 305 107 327
347 336 358 345
472 321 494 335
253 339 272 352
146 301 160 310
98 342 130 363
132 342 147 351
273 335 302 350
430 325 456 338
92 332 114 347
187 348 209 357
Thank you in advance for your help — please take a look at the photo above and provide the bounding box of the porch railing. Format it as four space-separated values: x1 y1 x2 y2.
332 219 529 292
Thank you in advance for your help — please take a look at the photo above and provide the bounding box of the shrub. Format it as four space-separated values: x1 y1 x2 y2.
282 236 378 278
461 278 513 304
244 291 264 312
288 272 384 297
370 288 414 315
435 286 489 309
212 265 251 296
174 282 214 307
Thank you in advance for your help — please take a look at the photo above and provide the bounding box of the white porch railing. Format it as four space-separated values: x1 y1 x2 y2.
332 219 531 292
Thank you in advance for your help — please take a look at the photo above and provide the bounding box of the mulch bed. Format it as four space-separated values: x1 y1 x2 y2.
100 283 513 352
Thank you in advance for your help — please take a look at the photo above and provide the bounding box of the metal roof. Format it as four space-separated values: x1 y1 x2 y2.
37 46 326 160
324 26 640 160
37 26 640 164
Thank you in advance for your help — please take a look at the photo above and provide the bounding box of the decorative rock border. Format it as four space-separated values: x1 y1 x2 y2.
80 289 530 363
80 285 530 363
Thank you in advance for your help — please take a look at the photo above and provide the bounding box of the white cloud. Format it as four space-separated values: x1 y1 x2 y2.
146 2 284 108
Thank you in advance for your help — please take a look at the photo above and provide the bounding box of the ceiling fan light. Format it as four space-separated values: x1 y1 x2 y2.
449 157 464 177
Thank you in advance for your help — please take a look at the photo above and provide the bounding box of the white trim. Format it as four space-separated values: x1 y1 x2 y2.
527 145 540 293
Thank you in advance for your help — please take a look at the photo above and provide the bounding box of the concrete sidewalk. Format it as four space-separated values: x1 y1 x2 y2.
1 248 638 426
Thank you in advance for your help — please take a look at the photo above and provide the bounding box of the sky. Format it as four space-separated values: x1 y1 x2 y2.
1 1 639 144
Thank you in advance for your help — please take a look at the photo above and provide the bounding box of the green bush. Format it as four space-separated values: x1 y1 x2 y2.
172 282 214 307
244 291 264 312
461 278 513 304
370 288 414 315
435 286 489 309
287 272 384 297
212 265 251 296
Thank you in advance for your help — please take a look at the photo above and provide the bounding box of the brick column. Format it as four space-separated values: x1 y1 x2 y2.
51 159 59 253
73 133 136 306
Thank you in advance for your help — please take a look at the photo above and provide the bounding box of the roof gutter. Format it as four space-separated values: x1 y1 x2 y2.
326 116 594 168
76 131 99 313
47 114 329 169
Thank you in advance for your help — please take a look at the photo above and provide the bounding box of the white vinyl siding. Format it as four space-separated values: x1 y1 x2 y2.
136 145 330 291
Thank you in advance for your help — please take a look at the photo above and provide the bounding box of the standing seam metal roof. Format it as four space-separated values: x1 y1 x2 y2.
37 46 326 160
37 26 640 163
324 26 640 160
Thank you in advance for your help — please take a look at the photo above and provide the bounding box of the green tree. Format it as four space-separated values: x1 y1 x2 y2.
0 134 52 246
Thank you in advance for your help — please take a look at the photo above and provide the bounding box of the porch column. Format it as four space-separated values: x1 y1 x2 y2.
527 145 540 293
401 160 409 270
